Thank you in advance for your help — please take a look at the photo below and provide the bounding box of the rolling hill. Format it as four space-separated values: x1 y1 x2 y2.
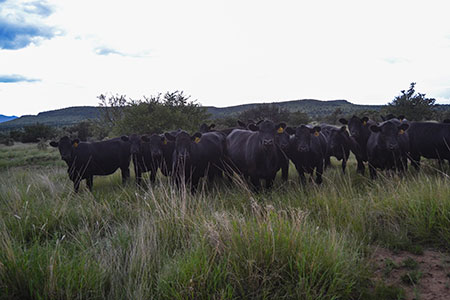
1 99 449 131
0 115 18 123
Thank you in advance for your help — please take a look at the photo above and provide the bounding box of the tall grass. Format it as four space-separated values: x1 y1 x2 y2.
0 143 449 299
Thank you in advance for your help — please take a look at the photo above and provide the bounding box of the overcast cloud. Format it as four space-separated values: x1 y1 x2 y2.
1 0 450 116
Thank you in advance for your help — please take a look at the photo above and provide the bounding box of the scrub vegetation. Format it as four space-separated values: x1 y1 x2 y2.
0 143 449 299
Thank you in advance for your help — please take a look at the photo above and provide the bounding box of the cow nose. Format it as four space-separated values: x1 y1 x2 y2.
388 144 398 150
263 139 274 146
298 146 308 152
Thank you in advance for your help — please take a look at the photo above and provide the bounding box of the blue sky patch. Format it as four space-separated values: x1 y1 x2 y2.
0 74 40 83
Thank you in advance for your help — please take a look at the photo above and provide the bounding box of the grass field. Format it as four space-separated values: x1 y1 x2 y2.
0 143 449 299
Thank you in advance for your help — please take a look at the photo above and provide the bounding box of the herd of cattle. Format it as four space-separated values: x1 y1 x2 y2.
49 116 450 192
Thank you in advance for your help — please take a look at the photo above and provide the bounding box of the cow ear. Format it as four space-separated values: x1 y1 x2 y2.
340 126 347 132
339 118 348 125
362 117 369 124
141 135 150 142
380 115 386 121
399 123 409 132
72 139 80 147
248 124 259 131
256 120 263 125
209 124 215 129
50 141 59 147
164 132 176 141
121 135 129 142
370 125 381 133
311 126 321 136
191 132 202 143
237 120 246 127
285 127 295 135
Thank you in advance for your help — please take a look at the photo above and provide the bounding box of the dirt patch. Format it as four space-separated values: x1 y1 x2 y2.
371 247 450 300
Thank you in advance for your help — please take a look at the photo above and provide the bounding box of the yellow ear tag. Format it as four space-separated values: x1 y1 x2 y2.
399 129 404 135
363 121 367 126
277 127 284 134
163 139 167 145
314 131 320 137
73 142 79 148
194 137 201 143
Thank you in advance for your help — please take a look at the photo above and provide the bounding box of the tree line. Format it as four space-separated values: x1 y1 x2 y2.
1 83 449 146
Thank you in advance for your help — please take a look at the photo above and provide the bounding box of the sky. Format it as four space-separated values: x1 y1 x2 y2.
1 0 450 116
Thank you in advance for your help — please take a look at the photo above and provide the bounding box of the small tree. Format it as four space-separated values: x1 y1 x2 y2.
385 82 436 121
288 110 310 125
21 123 57 143
98 91 211 135
237 104 290 123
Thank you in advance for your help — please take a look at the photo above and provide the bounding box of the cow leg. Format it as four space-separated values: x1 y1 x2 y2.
121 166 130 185
86 176 93 191
315 161 323 185
149 167 157 183
250 176 261 191
324 156 331 170
265 175 275 189
135 167 142 186
281 159 289 181
369 163 377 179
191 175 200 193
356 157 365 175
410 155 420 171
73 179 81 193
341 158 347 174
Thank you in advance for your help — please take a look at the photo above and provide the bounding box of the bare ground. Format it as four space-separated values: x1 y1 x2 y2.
371 247 450 300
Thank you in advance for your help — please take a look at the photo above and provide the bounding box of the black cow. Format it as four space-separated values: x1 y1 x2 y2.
286 125 327 185
339 116 377 174
366 120 409 179
199 123 216 133
407 122 450 170
164 130 226 192
226 120 286 190
320 124 356 174
275 126 290 181
50 136 131 192
121 134 165 186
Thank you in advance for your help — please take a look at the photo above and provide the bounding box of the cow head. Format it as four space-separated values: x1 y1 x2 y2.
50 136 79 162
165 131 201 162
248 120 286 151
199 123 215 133
275 124 290 151
121 134 142 155
286 125 321 153
328 126 348 159
145 134 165 160
339 116 369 139
370 121 409 151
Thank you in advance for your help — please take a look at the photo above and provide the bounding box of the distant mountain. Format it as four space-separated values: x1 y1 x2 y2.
205 99 384 119
0 106 101 131
0 114 18 123
0 99 449 131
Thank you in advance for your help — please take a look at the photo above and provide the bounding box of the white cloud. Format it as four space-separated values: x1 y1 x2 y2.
1 0 450 115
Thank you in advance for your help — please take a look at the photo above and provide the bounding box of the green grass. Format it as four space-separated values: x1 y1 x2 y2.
0 143 449 299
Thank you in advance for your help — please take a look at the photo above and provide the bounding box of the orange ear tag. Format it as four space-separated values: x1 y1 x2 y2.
163 139 167 145
277 127 284 134
363 121 367 126
399 129 404 135
314 131 320 137
73 142 79 148
194 137 201 143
